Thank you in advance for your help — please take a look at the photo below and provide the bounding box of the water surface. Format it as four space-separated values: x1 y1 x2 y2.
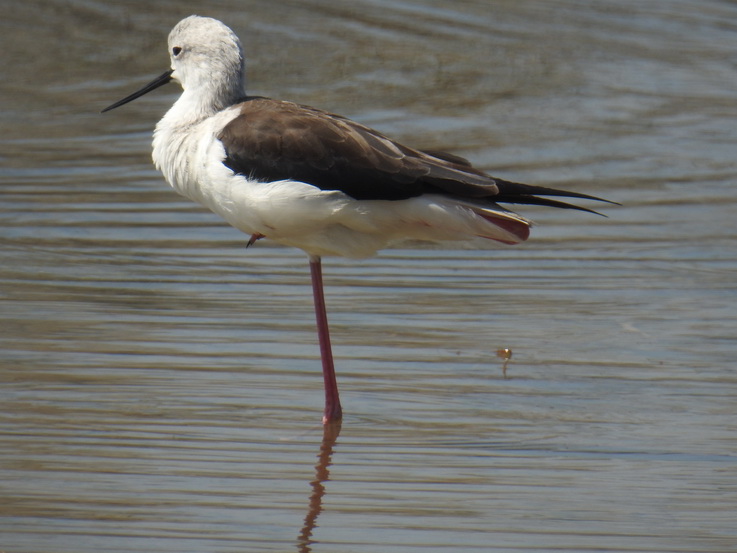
1 1 736 552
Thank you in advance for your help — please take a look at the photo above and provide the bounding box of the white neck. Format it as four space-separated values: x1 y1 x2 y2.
152 86 243 203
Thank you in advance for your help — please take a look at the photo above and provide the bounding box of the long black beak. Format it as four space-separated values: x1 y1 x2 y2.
101 70 174 113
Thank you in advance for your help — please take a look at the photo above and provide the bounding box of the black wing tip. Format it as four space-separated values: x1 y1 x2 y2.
499 195 611 216
494 178 619 216
542 189 621 207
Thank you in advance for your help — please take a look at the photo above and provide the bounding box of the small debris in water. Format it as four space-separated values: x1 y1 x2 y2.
496 348 512 379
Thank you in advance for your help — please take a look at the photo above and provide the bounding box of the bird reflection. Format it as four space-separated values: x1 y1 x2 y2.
297 420 342 552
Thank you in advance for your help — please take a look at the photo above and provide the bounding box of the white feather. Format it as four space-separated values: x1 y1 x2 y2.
150 15 531 259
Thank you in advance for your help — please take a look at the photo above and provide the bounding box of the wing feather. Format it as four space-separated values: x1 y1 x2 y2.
218 97 498 200
218 97 615 211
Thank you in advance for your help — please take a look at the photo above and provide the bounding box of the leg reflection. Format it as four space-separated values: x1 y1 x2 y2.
297 420 342 552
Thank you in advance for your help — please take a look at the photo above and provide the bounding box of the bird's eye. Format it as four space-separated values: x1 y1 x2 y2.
172 46 182 56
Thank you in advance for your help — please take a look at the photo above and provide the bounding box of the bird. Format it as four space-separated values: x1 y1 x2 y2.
102 15 613 424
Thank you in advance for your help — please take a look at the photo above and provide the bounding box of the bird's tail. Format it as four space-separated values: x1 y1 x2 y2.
450 200 532 244
473 210 531 244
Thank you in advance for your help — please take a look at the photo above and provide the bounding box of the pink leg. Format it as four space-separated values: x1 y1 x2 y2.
309 256 343 423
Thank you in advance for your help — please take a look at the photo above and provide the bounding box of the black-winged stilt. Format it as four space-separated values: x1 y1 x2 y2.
103 15 613 423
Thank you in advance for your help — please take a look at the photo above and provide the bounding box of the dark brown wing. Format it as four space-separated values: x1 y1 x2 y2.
218 97 615 212
218 97 499 201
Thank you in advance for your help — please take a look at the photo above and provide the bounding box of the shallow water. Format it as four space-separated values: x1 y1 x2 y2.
1 1 736 552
